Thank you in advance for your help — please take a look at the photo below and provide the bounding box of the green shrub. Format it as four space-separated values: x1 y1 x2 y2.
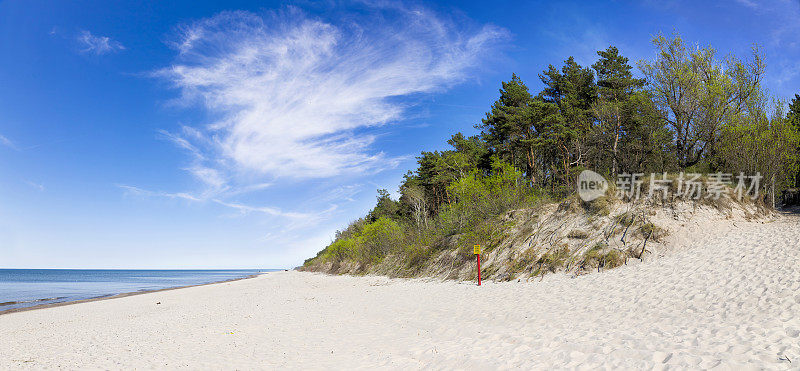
359 217 403 260
446 158 535 232
322 238 357 261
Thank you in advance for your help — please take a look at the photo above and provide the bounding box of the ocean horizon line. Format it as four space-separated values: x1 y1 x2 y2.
0 269 283 312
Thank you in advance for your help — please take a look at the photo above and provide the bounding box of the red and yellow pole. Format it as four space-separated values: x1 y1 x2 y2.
473 244 481 286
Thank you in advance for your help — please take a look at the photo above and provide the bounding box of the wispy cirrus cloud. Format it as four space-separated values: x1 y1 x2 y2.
212 199 310 219
156 5 508 194
122 4 506 245
78 30 125 55
734 0 759 8
24 180 45 192
0 134 17 150
117 184 202 202
117 184 307 220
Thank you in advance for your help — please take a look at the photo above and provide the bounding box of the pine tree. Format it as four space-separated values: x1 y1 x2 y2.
788 94 800 130
538 57 597 193
478 74 551 183
788 94 800 187
591 46 644 175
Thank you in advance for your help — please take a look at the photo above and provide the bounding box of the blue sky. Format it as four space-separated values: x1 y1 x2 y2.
1 0 798 269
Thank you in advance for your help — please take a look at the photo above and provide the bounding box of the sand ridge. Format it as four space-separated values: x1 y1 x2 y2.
1 213 799 369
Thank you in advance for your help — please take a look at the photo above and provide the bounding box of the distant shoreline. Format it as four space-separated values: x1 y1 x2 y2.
0 272 267 316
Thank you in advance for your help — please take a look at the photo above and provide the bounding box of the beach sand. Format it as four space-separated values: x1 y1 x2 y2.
2 213 799 369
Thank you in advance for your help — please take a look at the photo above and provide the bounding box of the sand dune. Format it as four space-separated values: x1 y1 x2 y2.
2 213 799 369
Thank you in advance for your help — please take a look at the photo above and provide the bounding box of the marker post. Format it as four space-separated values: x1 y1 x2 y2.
473 245 481 286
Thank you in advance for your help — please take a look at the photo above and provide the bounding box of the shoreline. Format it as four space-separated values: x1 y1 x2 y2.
0 272 267 316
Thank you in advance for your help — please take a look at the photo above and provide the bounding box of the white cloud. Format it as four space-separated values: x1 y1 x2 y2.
735 0 758 8
212 199 309 219
0 134 16 150
117 184 202 202
157 6 507 191
117 184 308 220
78 30 125 55
119 5 506 262
24 180 44 191
227 182 273 196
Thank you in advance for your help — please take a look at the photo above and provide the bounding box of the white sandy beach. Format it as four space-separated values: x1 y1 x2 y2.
2 213 799 369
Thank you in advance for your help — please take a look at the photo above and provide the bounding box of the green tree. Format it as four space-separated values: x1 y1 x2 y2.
444 158 530 231
788 94 800 187
615 91 676 173
401 133 491 215
478 74 539 182
366 189 401 223
538 57 597 193
591 46 644 174
539 57 597 142
445 133 492 177
717 100 800 198
638 33 765 169
788 94 800 128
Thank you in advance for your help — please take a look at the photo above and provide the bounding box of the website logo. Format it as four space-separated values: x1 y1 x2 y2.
577 170 608 202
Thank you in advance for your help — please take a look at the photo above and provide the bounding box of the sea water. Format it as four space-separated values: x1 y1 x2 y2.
0 269 272 311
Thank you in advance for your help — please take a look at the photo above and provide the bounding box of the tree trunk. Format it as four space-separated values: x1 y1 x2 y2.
526 146 537 185
612 124 620 175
